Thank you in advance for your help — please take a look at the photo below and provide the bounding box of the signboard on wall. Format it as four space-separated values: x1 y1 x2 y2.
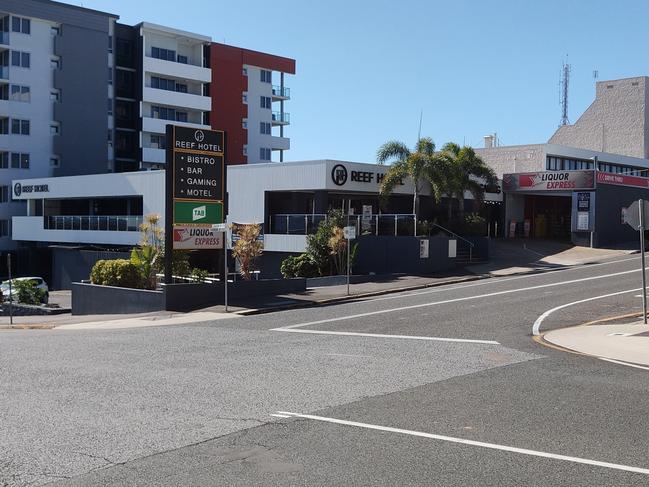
419 239 429 259
502 170 595 192
597 172 649 189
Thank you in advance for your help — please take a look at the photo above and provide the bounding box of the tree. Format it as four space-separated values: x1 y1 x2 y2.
305 209 344 276
376 137 448 216
231 223 263 280
440 143 497 221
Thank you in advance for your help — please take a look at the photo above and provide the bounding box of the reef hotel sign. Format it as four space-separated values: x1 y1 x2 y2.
166 126 225 228
502 170 595 192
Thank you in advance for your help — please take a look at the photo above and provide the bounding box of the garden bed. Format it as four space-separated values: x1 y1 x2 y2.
0 303 70 316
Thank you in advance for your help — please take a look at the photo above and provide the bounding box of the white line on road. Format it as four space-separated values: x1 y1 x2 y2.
599 358 649 371
275 411 649 476
531 288 641 336
270 413 291 418
273 328 500 345
277 268 643 332
368 256 639 303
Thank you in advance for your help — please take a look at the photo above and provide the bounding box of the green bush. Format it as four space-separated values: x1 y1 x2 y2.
11 280 46 305
190 268 209 283
90 259 143 288
446 213 487 237
280 253 317 278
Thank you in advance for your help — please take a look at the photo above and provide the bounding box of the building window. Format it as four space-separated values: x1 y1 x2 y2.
50 123 60 135
176 112 188 123
0 118 8 134
11 119 30 135
151 106 175 121
242 93 248 103
260 122 271 135
107 98 113 115
10 153 28 169
242 119 248 129
259 147 271 161
243 145 247 156
0 152 7 168
50 156 60 168
242 67 248 76
0 186 8 203
151 46 176 62
11 51 30 68
12 17 30 34
150 134 166 149
177 55 188 64
260 70 271 83
0 220 9 238
9 85 30 102
260 96 271 109
108 35 113 53
50 90 60 102
175 83 187 93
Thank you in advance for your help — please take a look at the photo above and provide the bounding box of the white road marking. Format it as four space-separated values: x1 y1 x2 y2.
275 411 649 475
273 328 499 345
599 358 649 371
277 268 643 332
531 288 641 336
368 256 639 303
270 413 291 418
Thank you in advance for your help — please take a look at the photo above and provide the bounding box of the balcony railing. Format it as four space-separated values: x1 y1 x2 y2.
270 214 417 237
271 111 290 124
0 32 9 45
271 85 290 98
45 215 143 232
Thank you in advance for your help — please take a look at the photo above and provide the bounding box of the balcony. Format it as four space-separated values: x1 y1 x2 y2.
0 66 8 80
142 116 210 135
269 214 417 236
143 56 211 83
271 111 290 126
12 216 141 246
271 85 290 100
270 136 290 151
143 86 211 111
0 32 9 48
142 147 166 164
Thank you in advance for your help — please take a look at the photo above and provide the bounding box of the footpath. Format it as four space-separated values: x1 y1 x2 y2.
0 240 636 331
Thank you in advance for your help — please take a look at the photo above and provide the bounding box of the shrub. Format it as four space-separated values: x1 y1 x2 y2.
231 223 263 280
306 209 344 276
11 280 46 305
280 253 317 278
190 268 209 283
90 259 142 288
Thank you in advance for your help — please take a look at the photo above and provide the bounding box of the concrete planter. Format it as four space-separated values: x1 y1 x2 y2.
0 303 70 316
71 278 307 315
71 283 165 315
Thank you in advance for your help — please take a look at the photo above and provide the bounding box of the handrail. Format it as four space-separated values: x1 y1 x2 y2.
433 223 475 263
432 223 475 247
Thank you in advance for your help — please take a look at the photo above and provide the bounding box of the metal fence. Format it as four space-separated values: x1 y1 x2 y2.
270 214 417 236
45 215 143 232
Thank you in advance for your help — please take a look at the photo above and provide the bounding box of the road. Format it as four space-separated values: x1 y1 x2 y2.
1 255 649 486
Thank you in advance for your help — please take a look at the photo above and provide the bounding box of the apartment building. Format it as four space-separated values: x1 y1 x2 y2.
210 43 295 165
0 0 117 250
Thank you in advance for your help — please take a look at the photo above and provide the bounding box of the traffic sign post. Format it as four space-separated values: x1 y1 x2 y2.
626 199 649 324
343 226 356 296
6 253 12 325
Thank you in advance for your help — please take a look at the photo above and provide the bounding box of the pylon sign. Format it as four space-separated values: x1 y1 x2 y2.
166 125 225 249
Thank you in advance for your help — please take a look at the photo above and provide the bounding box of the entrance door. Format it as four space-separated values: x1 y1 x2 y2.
523 195 571 239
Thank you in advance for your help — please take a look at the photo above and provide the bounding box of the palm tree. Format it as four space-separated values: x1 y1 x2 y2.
440 142 497 220
376 137 447 216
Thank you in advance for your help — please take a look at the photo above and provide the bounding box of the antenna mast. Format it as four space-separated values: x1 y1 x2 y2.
560 60 571 127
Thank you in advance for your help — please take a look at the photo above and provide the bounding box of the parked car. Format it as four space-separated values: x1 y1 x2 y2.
0 277 49 304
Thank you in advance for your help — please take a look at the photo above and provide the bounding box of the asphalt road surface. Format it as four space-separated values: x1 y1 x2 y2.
2 255 649 486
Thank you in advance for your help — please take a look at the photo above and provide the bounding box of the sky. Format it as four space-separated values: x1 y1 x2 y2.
66 0 649 162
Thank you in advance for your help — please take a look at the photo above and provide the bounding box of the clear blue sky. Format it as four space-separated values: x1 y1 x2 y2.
68 0 649 162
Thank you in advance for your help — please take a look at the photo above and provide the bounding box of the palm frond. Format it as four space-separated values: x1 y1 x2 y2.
377 141 410 165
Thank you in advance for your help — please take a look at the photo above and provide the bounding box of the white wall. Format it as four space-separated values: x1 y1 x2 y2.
0 14 57 249
244 65 274 164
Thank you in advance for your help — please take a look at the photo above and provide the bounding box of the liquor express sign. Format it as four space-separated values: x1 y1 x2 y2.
166 125 225 249
502 170 595 192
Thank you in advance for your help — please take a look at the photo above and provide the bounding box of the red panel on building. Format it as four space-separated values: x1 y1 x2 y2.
209 43 295 165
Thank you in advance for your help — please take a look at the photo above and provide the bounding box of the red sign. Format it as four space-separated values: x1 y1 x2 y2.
596 172 649 189
173 225 223 250
503 170 595 192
